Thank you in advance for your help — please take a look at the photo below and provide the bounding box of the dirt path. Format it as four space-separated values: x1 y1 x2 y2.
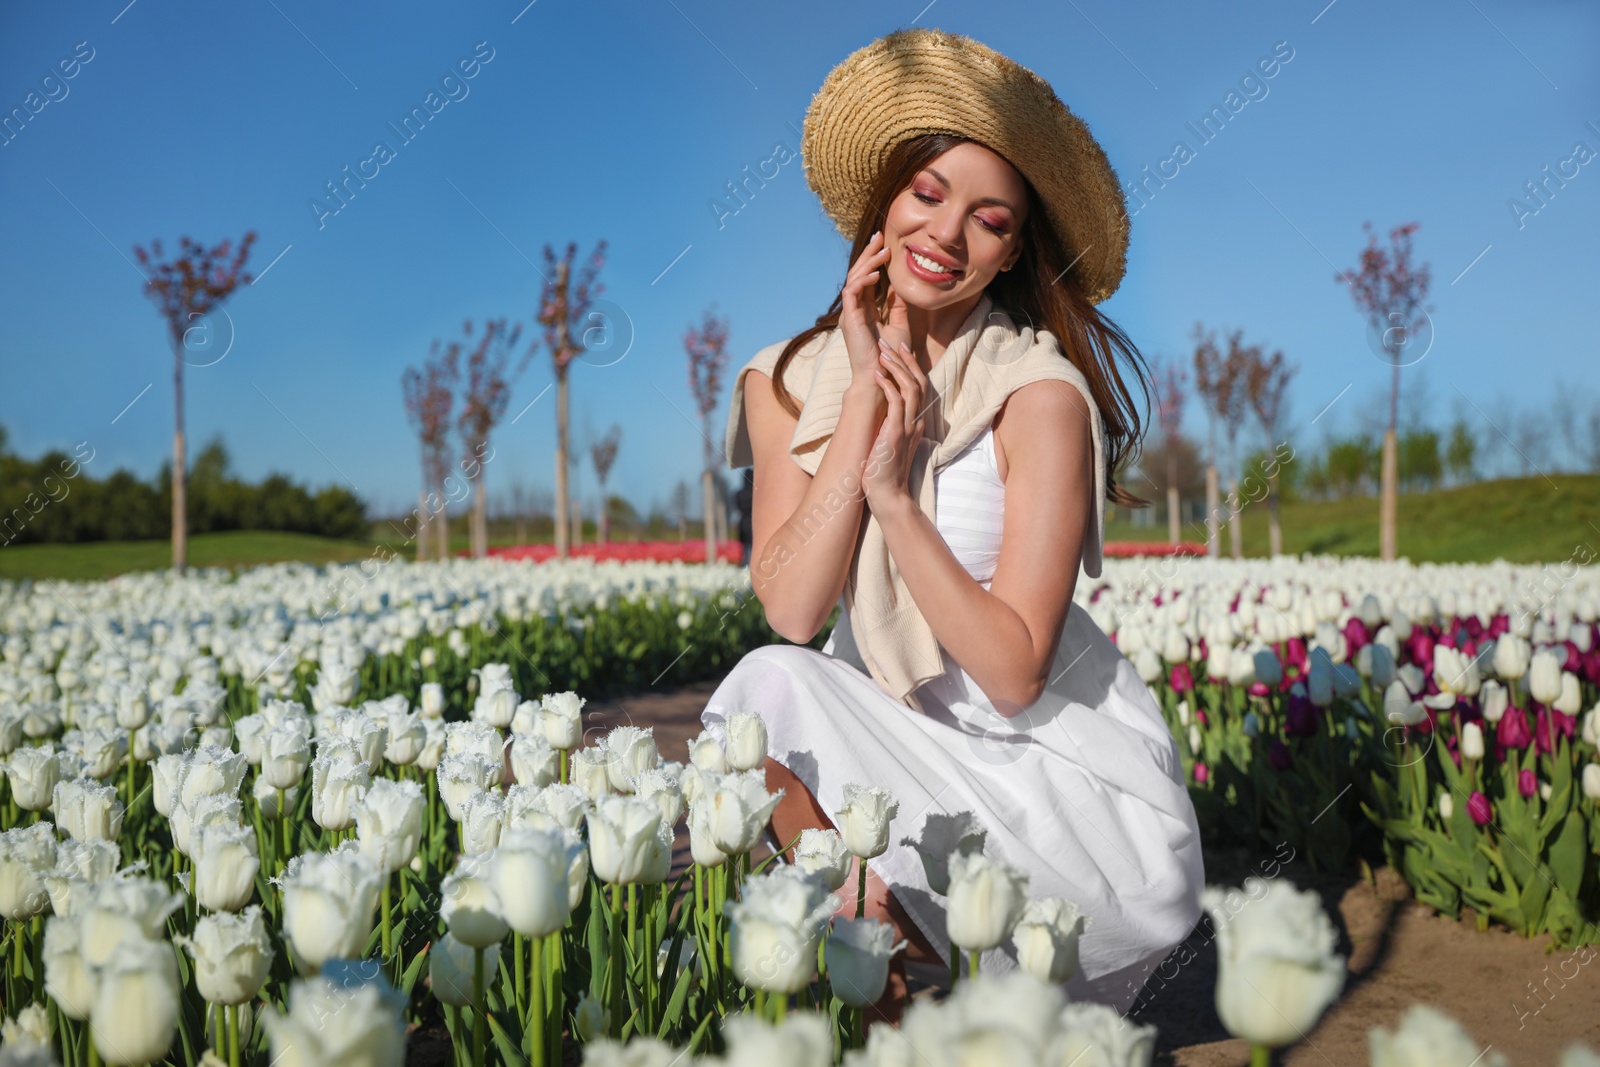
586 681 1600 1064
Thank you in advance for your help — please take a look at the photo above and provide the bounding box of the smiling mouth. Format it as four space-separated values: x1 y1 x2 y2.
905 246 963 281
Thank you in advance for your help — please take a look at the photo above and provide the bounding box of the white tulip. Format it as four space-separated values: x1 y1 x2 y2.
440 854 510 948
1439 793 1453 820
901 810 987 896
706 769 784 856
475 686 519 730
1583 706 1600 747
263 974 406 1067
1493 635 1530 681
436 754 495 822
1383 681 1426 727
45 838 120 917
383 711 426 767
1201 877 1345 1048
1012 897 1091 984
603 726 660 792
946 851 1029 953
723 711 769 772
276 847 382 972
89 934 180 1066
1479 680 1509 724
687 731 729 774
490 827 580 938
353 778 426 875
0 822 58 920
193 823 260 912
587 795 672 885
74 728 128 781
505 783 591 834
570 748 614 801
727 867 834 994
510 733 559 789
825 917 906 1007
459 791 505 856
632 768 685 829
1368 1004 1508 1067
573 991 609 1043
44 915 96 1019
1432 646 1480 700
838 783 899 860
114 688 150 732
182 906 272 1005
792 828 851 891
1048 1002 1158 1067
419 682 444 719
252 774 298 822
260 725 311 790
1253 648 1284 688
538 692 585 750
1529 650 1564 705
1581 763 1600 801
1554 672 1582 715
687 797 728 868
1306 654 1334 708
77 875 183 969
6 746 60 811
429 931 500 1007
53 777 124 843
414 718 447 772
1460 722 1485 761
311 754 370 833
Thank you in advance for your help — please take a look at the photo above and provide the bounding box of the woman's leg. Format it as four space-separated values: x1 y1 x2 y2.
763 757 944 1025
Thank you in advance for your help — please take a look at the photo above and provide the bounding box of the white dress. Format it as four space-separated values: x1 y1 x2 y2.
700 422 1205 1011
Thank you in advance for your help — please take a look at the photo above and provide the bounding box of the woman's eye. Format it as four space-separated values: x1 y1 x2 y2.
913 191 1006 234
912 192 938 204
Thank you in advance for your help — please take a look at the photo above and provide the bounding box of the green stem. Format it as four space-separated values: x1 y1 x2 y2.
855 857 867 919
609 882 624 1039
772 992 786 1024
528 935 545 1067
950 947 960 988
381 877 393 961
228 1004 240 1067
514 931 525 1013
969 950 980 977
473 946 486 1067
560 749 570 785
1251 1044 1271 1067
547 932 562 1066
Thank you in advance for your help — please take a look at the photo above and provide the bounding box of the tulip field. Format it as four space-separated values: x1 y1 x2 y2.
0 554 1597 1066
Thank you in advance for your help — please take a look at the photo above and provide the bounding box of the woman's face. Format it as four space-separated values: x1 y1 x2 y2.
882 141 1029 312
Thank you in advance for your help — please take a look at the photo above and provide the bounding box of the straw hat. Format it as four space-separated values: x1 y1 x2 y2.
800 26 1130 305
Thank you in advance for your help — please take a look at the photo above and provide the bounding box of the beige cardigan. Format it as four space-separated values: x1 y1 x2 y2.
723 292 1107 711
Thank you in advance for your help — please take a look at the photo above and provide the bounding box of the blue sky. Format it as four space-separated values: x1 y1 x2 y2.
2 0 1596 518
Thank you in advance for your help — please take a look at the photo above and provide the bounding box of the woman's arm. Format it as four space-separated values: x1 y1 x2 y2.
745 369 888 643
870 379 1095 715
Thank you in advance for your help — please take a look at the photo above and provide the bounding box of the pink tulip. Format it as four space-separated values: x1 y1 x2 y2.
1467 791 1492 826
1193 762 1209 784
1518 769 1537 799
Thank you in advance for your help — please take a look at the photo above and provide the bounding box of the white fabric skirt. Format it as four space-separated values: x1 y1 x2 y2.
700 601 1206 1011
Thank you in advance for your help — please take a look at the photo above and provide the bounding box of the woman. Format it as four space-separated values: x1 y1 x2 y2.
701 27 1204 1017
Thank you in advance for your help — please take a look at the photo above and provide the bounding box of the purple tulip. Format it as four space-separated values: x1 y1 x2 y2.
1409 631 1436 671
1284 694 1320 738
1487 614 1510 639
1248 681 1271 698
1343 617 1370 655
1495 705 1533 755
1285 638 1308 673
1268 740 1292 771
1170 663 1194 694
1193 762 1209 784
1518 769 1538 799
1561 641 1582 673
1467 791 1493 826
1533 707 1555 757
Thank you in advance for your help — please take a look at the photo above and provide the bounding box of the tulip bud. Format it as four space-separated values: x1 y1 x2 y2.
0 822 58 921
1460 722 1485 761
1479 681 1509 724
88 936 180 1065
1369 1004 1509 1067
354 778 426 875
436 754 495 823
1012 897 1092 984
586 796 672 885
704 770 783 858
632 768 685 829
260 725 311 790
1529 650 1563 705
573 991 609 1042
1439 792 1453 821
182 906 272 1006
262 975 406 1067
459 791 505 856
569 749 613 802
602 726 660 793
946 851 1028 953
419 682 445 719
727 868 833 994
792 828 851 892
510 734 559 789
1554 672 1581 715
687 797 728 869
1201 878 1344 1049
825 917 906 1007
900 811 987 897
383 712 426 767
53 777 125 843
538 692 585 750
1582 763 1600 801
723 711 768 773
1493 636 1530 681
440 854 510 948
44 915 96 1020
428 931 499 1007
688 732 729 774
276 848 382 973
310 755 370 833
838 784 899 860
7 746 61 811
489 828 580 938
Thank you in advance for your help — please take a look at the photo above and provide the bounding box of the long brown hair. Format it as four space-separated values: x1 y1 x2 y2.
769 133 1150 507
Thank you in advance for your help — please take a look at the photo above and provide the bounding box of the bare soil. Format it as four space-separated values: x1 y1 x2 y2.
584 680 1600 1065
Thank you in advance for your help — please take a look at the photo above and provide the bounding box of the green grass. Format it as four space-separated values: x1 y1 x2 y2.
1105 474 1600 564
3 475 1594 581
0 531 378 582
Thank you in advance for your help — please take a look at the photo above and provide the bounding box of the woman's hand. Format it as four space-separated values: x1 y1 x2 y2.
862 338 929 511
840 231 895 388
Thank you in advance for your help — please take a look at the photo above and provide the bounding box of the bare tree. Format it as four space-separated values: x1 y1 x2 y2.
1245 344 1296 557
455 318 529 559
535 240 608 559
1217 331 1253 560
133 231 257 571
670 479 691 542
401 344 458 561
1150 357 1188 545
590 425 622 545
1336 221 1433 561
508 477 529 545
685 305 731 564
1191 325 1224 558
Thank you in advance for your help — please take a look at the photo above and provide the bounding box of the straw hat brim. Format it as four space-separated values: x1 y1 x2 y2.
800 27 1130 305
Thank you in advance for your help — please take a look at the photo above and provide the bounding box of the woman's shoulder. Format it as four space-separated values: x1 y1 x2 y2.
741 327 835 391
